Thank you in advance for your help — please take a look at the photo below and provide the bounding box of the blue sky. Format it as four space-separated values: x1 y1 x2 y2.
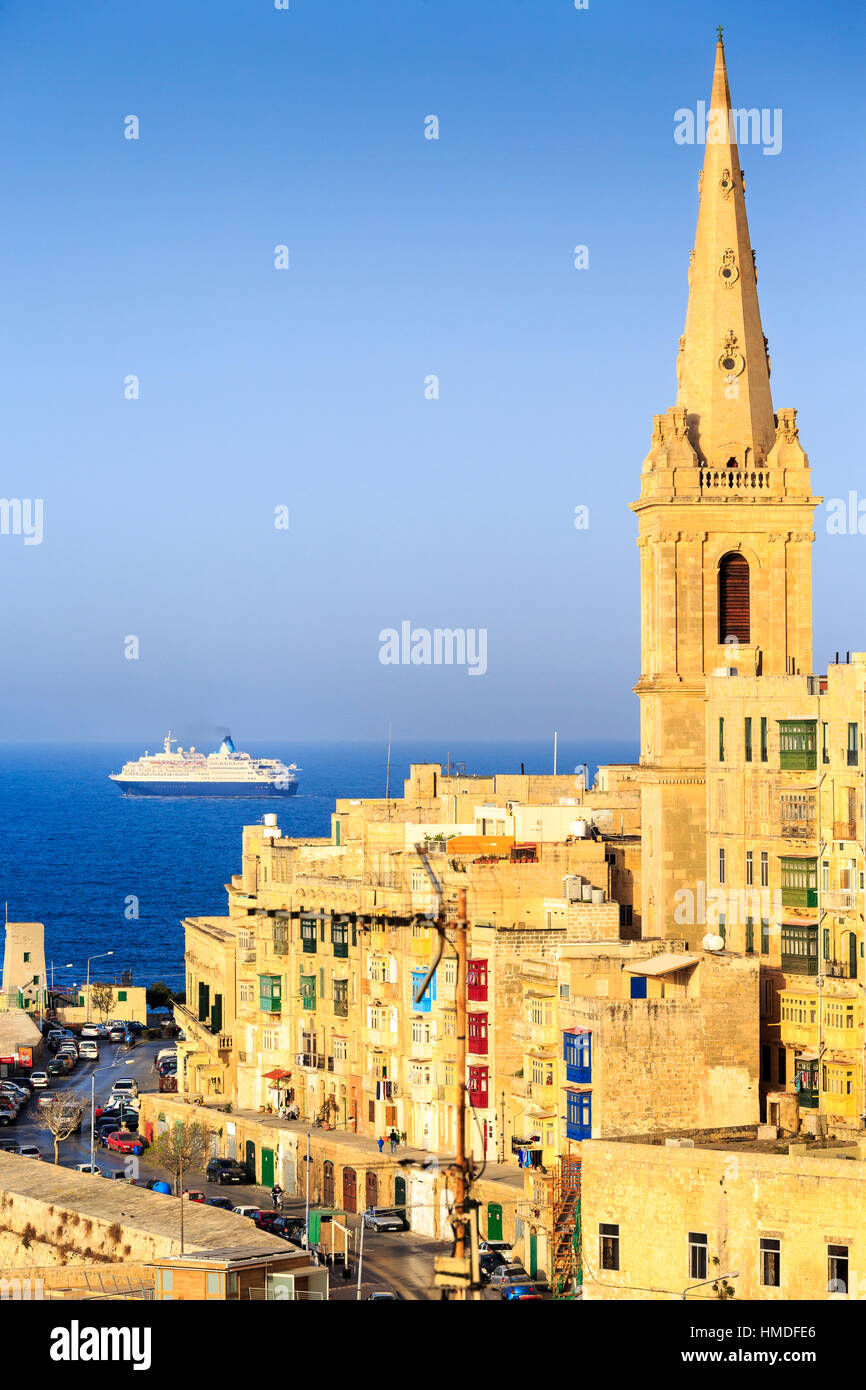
0 0 863 743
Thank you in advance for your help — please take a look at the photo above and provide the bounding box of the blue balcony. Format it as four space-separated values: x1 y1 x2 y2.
566 1089 591 1141
563 1030 591 1084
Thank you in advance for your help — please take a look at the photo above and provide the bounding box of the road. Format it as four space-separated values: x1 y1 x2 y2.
6 1037 449 1298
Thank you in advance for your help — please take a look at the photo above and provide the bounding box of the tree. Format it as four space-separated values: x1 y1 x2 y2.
37 1092 87 1165
90 981 115 1022
148 1121 211 1195
146 981 176 1010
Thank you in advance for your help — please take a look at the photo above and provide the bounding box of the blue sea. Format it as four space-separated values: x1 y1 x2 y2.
0 739 637 993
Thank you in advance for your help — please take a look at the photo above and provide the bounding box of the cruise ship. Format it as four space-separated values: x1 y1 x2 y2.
109 734 299 798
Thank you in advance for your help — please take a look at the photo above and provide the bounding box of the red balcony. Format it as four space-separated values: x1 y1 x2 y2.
467 960 488 1002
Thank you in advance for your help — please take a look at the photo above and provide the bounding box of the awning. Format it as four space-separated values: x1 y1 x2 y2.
263 1068 292 1081
628 953 699 977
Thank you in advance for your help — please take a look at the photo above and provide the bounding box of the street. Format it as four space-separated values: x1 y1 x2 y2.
8 1037 449 1299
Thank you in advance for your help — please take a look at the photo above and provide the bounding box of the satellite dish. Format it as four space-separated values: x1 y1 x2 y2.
702 933 725 952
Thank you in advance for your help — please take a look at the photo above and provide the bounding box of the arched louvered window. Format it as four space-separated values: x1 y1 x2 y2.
718 552 750 645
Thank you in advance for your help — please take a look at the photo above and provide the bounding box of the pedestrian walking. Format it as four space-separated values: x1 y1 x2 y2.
377 1136 384 1153
389 1129 398 1154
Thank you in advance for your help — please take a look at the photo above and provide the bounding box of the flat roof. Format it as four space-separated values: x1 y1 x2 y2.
627 953 699 977
0 1153 288 1257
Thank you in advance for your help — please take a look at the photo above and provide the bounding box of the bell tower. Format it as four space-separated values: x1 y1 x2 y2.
632 36 821 943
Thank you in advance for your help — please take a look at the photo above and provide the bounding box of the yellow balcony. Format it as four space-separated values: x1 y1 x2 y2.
410 934 432 958
780 1018 818 1048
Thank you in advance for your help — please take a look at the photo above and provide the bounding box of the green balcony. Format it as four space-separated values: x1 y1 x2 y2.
778 720 817 771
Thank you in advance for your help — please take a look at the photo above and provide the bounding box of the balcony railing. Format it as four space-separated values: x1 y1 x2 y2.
823 889 856 910
295 1053 334 1072
833 822 857 842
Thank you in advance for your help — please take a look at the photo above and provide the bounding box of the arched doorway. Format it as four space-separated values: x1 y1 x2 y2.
343 1166 357 1213
323 1160 335 1207
365 1171 378 1211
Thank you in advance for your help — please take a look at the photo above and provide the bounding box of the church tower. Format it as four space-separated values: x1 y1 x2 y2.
633 37 820 943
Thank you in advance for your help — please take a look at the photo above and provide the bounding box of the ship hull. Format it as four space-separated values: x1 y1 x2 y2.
113 780 297 798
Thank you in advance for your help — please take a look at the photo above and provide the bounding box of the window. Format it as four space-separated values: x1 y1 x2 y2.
468 1066 488 1109
760 715 768 762
822 722 830 765
781 924 818 976
467 959 488 1001
411 968 436 1013
444 958 457 987
619 905 633 927
258 975 281 1013
828 1245 849 1296
761 1044 771 1082
688 1232 708 1282
781 857 818 910
744 717 752 762
847 723 859 767
778 719 817 770
718 552 750 644
746 850 754 887
23 952 30 964
118 990 127 1002
566 1088 591 1139
760 851 769 888
780 793 815 822
760 919 771 955
745 917 754 954
760 1237 781 1288
564 1030 591 1084
777 1048 786 1086
331 920 349 958
599 1223 620 1272
299 974 315 1011
333 979 349 1017
301 918 318 954
718 779 726 817
718 718 725 762
468 1012 488 1055
822 860 830 892
823 928 830 961
718 848 726 885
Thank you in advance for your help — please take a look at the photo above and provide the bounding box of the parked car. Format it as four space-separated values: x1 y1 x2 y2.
232 1206 261 1219
79 1042 99 1060
30 1071 49 1088
18 1146 43 1160
108 1028 125 1043
488 1262 528 1290
185 1190 206 1203
9 1076 35 1094
205 1158 248 1185
80 1025 101 1039
105 1131 146 1156
46 1062 67 1078
362 1208 408 1233
270 1215 306 1242
367 1288 401 1300
100 1169 131 1181
206 1196 234 1211
110 1079 139 1099
501 1280 542 1301
0 1141 20 1153
479 1238 513 1258
252 1210 279 1230
74 1163 103 1176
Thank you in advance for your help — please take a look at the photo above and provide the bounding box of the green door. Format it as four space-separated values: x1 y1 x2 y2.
529 1229 538 1279
244 1140 256 1181
261 1147 275 1188
850 933 858 980
394 1174 406 1217
487 1203 503 1242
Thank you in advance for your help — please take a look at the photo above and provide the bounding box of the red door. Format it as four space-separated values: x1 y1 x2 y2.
323 1161 334 1207
365 1170 378 1210
343 1166 357 1213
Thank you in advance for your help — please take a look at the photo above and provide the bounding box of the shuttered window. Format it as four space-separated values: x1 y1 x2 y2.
718 552 750 644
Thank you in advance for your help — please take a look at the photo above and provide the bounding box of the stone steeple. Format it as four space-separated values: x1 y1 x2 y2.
675 36 775 467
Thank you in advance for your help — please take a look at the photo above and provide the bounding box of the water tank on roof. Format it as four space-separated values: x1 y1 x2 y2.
702 932 725 952
591 887 604 905
571 820 588 838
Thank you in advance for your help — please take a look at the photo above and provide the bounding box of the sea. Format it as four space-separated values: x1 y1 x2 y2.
0 738 638 994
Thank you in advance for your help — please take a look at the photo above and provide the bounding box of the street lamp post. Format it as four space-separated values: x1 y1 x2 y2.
50 961 74 991
85 951 114 1023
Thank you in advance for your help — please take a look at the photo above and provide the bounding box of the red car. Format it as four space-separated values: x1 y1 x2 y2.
185 1190 206 1203
253 1209 279 1230
105 1131 146 1155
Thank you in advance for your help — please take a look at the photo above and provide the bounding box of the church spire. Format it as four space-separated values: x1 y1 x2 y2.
675 36 775 466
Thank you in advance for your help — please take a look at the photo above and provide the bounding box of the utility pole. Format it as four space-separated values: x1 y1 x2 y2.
355 1214 365 1300
179 1153 184 1256
451 886 473 1300
304 1130 311 1244
90 1074 95 1170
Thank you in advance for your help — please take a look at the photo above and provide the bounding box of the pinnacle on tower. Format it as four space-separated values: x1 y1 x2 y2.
675 36 776 468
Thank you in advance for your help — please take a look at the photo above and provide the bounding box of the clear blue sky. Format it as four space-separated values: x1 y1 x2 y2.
1 0 863 743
